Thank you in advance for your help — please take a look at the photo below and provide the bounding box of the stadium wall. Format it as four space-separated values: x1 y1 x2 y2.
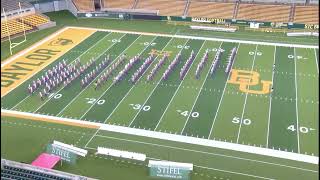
76 11 319 31
32 0 68 13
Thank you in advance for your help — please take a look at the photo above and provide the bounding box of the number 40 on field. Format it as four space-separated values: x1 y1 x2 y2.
287 125 315 134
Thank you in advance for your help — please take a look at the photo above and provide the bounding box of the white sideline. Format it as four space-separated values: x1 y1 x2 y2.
1 27 68 67
68 26 319 49
1 109 318 165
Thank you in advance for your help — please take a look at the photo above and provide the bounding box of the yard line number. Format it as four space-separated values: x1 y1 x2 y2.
287 125 315 134
85 98 105 105
232 117 251 125
287 55 306 60
249 51 262 56
176 45 190 49
177 110 199 118
109 39 121 43
141 42 156 46
48 93 62 99
130 104 151 111
208 48 225 52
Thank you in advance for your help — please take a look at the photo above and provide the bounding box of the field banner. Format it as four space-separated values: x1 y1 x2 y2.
1 28 95 97
148 160 193 180
46 144 77 164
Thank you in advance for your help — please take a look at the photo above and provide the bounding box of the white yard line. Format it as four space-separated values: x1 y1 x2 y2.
266 46 277 147
79 34 143 120
180 41 223 134
193 165 275 180
2 109 318 164
1 27 95 98
1 27 68 67
294 47 300 154
90 133 318 171
32 32 115 113
236 44 259 143
12 32 114 112
314 48 319 74
56 34 127 117
104 36 173 124
84 37 169 148
147 157 275 180
208 43 241 139
10 95 30 110
69 26 318 49
128 39 189 127
155 41 207 131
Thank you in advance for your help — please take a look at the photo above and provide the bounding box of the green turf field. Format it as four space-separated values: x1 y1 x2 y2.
2 28 318 155
1 12 318 180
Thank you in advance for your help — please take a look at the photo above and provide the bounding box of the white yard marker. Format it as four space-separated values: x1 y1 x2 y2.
10 32 114 111
84 37 174 147
2 109 318 165
128 39 189 127
10 95 30 110
70 26 318 49
33 33 118 113
294 47 301 154
208 43 241 139
104 37 174 124
80 34 143 120
180 42 223 134
56 34 128 116
155 40 207 131
266 46 277 147
84 35 159 148
236 44 259 143
314 49 319 74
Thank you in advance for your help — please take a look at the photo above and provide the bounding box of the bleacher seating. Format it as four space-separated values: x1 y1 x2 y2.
135 0 187 16
103 0 136 9
237 4 291 22
293 6 318 24
73 0 95 12
1 0 33 12
22 13 50 27
1 165 68 180
1 159 88 180
1 19 33 39
188 1 235 19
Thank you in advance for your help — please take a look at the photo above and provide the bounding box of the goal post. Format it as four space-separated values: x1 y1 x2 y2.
2 1 27 55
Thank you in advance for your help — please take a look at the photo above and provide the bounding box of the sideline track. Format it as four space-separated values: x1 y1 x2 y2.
1 109 318 165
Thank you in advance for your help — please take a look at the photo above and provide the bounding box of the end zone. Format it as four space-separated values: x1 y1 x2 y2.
1 27 96 97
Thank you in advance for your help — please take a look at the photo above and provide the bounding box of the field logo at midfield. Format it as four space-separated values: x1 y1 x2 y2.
1 28 96 97
228 69 272 94
149 49 172 57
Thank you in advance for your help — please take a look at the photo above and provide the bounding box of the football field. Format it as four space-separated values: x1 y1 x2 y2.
1 26 318 171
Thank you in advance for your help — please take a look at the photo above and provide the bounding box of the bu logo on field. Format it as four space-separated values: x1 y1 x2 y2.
49 38 73 46
228 69 272 94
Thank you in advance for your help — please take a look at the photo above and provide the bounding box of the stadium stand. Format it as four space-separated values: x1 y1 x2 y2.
103 0 136 9
293 5 319 24
72 0 95 12
237 3 291 22
135 0 187 16
1 19 33 39
1 0 54 39
1 13 51 39
187 1 235 19
1 159 89 180
22 13 50 27
1 0 33 13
